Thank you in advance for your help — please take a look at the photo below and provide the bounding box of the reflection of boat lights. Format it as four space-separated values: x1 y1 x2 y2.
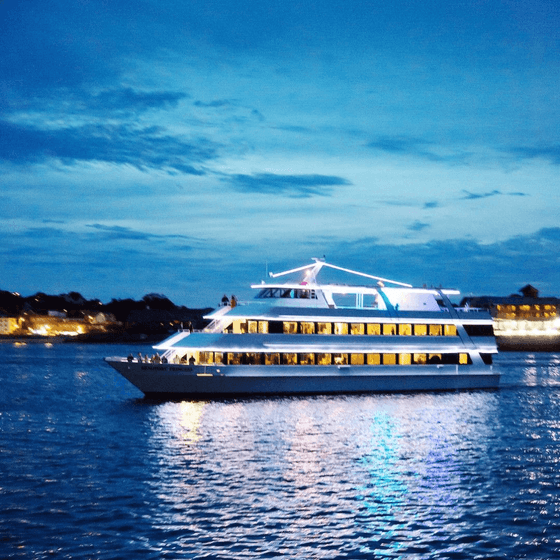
177 401 205 443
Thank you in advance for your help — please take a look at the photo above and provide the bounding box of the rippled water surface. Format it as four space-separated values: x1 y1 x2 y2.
1 344 560 559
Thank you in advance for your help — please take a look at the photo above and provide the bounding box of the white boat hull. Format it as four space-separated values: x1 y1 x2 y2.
105 358 500 397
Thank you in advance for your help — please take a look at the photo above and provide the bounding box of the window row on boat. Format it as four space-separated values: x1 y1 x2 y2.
225 320 462 336
185 351 476 366
222 320 494 337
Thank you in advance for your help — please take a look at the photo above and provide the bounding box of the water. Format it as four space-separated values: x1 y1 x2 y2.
1 344 560 559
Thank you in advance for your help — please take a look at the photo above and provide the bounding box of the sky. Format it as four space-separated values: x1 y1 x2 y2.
1 0 559 307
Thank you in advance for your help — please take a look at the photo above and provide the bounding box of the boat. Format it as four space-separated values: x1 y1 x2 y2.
105 259 499 397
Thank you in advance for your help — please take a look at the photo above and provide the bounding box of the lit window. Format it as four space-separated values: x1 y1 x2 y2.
300 322 315 334
383 324 397 335
245 352 261 365
459 353 469 365
227 353 241 365
367 323 381 335
414 324 427 336
317 322 332 335
383 354 397 365
429 324 442 336
367 353 381 365
334 323 348 335
351 353 364 365
413 353 427 364
283 322 298 334
333 353 348 365
428 353 442 363
215 352 224 365
444 324 457 336
247 321 258 333
350 323 365 335
258 321 269 334
300 353 315 365
316 353 331 365
399 353 411 365
399 324 412 336
264 353 280 365
283 353 297 365
199 351 214 364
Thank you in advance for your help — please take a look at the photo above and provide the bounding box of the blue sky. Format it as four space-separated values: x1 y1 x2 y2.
1 0 559 307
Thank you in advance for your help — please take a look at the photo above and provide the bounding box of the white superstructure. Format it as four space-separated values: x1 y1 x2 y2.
105 259 499 396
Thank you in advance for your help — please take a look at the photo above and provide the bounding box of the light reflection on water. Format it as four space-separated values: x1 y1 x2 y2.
1 345 560 558
145 392 506 558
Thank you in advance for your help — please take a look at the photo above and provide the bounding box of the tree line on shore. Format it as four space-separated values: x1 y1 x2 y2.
0 290 212 336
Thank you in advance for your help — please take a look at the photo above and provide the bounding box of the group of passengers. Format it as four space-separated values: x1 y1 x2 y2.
127 352 196 365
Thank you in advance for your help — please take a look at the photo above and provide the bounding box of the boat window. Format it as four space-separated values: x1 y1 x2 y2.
256 288 293 299
294 289 317 299
317 353 331 365
264 353 280 365
428 353 442 364
282 353 297 365
351 353 364 365
268 321 283 334
459 353 470 364
214 352 224 365
247 320 258 334
444 324 457 336
367 324 381 335
399 353 412 365
334 323 348 335
367 353 381 365
429 324 442 336
245 352 261 365
414 324 427 336
480 353 493 365
199 351 213 364
383 324 397 336
350 323 365 335
383 354 397 365
333 353 348 365
300 322 315 335
299 353 315 365
317 322 332 335
227 353 242 365
283 321 298 334
464 324 494 337
399 324 412 336
258 321 269 334
413 353 427 364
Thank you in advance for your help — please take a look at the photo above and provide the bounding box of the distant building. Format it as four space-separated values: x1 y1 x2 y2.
0 317 19 335
462 287 560 351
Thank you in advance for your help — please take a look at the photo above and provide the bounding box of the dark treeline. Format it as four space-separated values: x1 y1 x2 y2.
0 290 212 334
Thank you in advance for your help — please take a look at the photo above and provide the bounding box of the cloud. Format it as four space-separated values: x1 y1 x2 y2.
224 173 351 197
407 221 430 232
0 120 217 174
460 189 528 200
89 88 189 114
508 145 560 165
194 99 235 108
460 189 502 200
86 224 194 242
423 201 439 209
367 135 470 164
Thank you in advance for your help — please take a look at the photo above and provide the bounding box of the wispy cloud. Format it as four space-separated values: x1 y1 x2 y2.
460 189 528 200
508 145 560 165
224 173 351 198
367 135 470 164
86 224 194 242
0 120 217 174
407 220 430 232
